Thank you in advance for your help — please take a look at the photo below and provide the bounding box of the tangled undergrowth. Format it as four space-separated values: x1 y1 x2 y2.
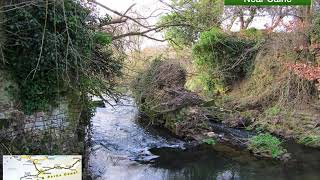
132 58 202 115
226 33 314 110
131 58 213 139
219 32 320 148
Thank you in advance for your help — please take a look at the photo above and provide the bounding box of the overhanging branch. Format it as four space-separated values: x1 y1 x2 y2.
90 0 152 29
111 23 191 40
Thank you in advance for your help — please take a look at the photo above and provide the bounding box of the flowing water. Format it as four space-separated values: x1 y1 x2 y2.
87 97 320 180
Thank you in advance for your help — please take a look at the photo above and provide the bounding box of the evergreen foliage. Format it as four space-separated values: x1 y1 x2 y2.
2 0 122 113
192 28 258 94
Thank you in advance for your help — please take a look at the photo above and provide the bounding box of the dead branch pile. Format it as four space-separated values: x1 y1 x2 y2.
132 59 212 139
132 59 203 114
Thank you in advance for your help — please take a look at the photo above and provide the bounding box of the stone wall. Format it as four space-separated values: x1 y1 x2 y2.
0 104 73 139
0 70 83 155
0 103 82 153
0 70 85 178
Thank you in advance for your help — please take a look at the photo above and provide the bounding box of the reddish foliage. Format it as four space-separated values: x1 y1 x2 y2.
285 62 320 81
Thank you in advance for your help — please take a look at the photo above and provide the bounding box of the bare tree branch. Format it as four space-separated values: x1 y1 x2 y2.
140 34 166 42
90 0 152 29
111 23 191 40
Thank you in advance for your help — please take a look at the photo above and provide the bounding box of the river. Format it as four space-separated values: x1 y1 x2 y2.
87 96 320 180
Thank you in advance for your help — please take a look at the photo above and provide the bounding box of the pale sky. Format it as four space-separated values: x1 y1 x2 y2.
97 0 163 12
96 0 168 48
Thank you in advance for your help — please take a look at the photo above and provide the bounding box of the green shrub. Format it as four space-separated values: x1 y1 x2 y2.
192 28 258 94
248 133 286 158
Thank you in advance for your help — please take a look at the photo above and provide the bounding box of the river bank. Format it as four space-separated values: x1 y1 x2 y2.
87 96 320 180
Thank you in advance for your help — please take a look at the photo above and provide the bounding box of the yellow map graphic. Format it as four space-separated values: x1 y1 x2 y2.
3 155 82 180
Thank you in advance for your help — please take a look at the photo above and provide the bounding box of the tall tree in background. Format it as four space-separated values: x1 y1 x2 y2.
159 0 223 47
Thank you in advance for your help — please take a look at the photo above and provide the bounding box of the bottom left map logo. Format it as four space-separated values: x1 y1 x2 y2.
3 155 82 180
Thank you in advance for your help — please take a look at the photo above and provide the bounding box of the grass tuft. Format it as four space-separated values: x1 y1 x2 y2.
248 133 286 158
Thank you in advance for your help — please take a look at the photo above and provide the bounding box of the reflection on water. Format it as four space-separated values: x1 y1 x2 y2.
88 97 320 180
